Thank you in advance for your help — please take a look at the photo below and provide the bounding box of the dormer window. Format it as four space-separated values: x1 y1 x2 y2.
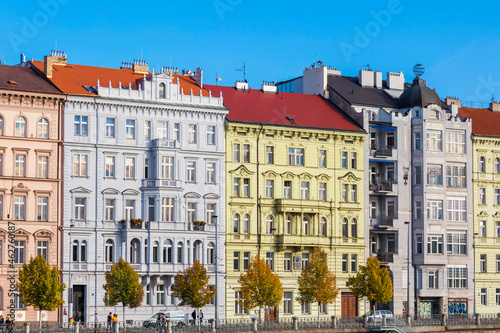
159 83 166 99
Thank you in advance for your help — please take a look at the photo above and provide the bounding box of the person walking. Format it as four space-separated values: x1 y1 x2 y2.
94 313 99 332
191 310 196 326
4 318 11 333
106 312 112 332
199 310 204 325
112 314 118 332
0 315 4 333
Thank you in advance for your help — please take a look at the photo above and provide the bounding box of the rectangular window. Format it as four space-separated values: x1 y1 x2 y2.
301 181 309 200
319 182 327 201
446 131 466 154
243 178 250 197
283 292 292 314
447 266 467 288
233 252 240 271
234 291 248 314
416 234 423 254
266 252 274 270
284 181 292 199
206 203 215 224
126 119 135 139
284 253 292 271
265 180 274 198
75 198 86 220
243 252 250 270
415 201 422 220
426 130 442 151
495 189 500 205
0 195 2 220
497 222 500 238
288 148 304 166
342 254 348 272
480 221 486 237
351 152 357 169
350 185 357 202
319 150 326 168
427 235 443 254
479 188 486 205
145 120 151 140
105 199 114 221
415 166 422 185
301 253 309 270
187 203 196 223
148 197 155 221
105 118 115 138
161 156 174 180
173 123 180 141
351 254 357 272
447 232 467 255
427 200 443 220
188 124 197 144
243 144 250 163
105 156 115 178
341 184 348 202
233 144 240 162
37 197 48 221
207 162 216 184
428 270 438 289
187 161 196 182
15 155 25 177
14 196 25 220
125 200 134 221
207 125 216 145
341 151 347 169
266 146 274 164
74 115 88 136
497 289 500 306
14 240 25 264
414 132 421 150
301 302 310 314
73 154 87 177
125 157 135 179
446 164 466 188
233 178 240 197
480 254 487 272
387 131 395 147
427 165 443 186
37 241 48 261
447 198 467 222
38 156 48 178
162 198 174 222
144 158 150 179
157 122 167 140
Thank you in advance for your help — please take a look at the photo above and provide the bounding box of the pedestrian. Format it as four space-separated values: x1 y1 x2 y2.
199 310 204 325
191 310 196 326
0 315 4 333
106 312 112 332
112 314 118 332
94 313 99 332
156 314 162 332
4 318 11 333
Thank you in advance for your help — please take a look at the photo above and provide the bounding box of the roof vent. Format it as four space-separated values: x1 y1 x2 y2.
235 80 248 91
286 116 297 125
7 80 18 85
261 81 277 94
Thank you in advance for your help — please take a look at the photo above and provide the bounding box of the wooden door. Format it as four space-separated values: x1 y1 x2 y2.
341 292 357 318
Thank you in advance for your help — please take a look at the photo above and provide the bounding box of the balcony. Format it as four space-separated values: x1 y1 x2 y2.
151 138 177 148
141 179 182 188
376 252 394 263
370 216 395 228
369 181 395 194
371 145 394 158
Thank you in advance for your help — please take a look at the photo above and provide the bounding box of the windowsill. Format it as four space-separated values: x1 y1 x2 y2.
73 176 90 179
124 178 136 181
104 177 117 180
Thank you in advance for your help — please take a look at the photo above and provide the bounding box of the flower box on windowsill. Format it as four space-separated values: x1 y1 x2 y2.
193 221 206 231
130 218 144 229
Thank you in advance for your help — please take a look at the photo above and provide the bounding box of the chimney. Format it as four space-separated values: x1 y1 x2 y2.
359 68 374 87
445 96 461 108
194 67 203 89
132 60 149 74
375 70 382 89
261 81 277 94
235 80 249 91
386 71 405 90
303 61 328 97
44 50 67 78
490 101 500 113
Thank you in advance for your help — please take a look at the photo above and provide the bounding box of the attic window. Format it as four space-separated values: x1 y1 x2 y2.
7 80 18 85
319 138 327 142
265 134 274 138
237 132 247 136
83 86 97 93
286 116 297 125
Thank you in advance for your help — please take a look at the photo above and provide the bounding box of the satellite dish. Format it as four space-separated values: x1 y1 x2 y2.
413 64 425 77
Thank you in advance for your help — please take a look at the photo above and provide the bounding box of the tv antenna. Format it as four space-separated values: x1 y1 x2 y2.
236 62 246 82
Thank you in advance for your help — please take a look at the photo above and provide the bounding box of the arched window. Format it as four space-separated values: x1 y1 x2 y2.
342 218 348 238
351 218 358 238
0 116 4 135
233 214 240 233
303 216 310 236
163 240 172 263
285 215 292 235
152 241 159 263
243 214 250 234
146 285 151 305
194 240 203 262
130 238 140 264
479 157 486 173
72 240 87 262
80 240 87 262
37 118 49 139
15 116 27 137
177 242 183 263
207 242 215 264
105 239 114 262
495 158 500 174
159 83 166 98
72 240 79 262
266 215 274 234
320 217 327 237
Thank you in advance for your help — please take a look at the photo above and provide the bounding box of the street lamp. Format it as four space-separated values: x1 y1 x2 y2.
212 215 219 323
404 221 411 322
267 227 276 321
473 232 479 316
68 224 75 322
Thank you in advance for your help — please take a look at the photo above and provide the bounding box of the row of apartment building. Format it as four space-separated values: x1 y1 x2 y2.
0 52 498 322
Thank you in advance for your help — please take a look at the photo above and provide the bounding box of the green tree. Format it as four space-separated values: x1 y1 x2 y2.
346 256 393 311
296 248 339 322
238 256 283 320
103 257 144 324
17 255 66 330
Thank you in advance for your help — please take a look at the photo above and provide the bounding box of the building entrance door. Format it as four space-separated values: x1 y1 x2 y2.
72 285 86 322
341 292 357 317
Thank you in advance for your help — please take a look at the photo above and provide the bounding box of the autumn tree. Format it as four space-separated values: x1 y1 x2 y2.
171 260 215 325
346 256 393 311
238 256 283 320
17 255 66 331
103 257 144 324
297 248 339 322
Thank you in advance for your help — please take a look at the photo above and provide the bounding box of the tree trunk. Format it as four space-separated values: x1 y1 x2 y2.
39 308 42 331
370 301 375 311
123 305 125 331
317 303 320 328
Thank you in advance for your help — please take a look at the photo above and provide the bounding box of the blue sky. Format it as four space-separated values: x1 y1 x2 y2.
1 0 499 107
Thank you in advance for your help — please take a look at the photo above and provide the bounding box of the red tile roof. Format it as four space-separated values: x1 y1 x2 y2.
458 107 500 137
31 61 209 97
206 85 362 132
0 65 62 94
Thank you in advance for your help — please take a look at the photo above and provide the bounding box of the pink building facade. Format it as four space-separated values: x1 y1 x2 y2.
0 65 63 322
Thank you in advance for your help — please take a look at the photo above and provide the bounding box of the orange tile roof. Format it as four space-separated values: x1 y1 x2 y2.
458 107 500 137
31 60 209 97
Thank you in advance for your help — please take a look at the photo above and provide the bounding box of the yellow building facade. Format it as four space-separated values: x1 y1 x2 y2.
211 84 366 320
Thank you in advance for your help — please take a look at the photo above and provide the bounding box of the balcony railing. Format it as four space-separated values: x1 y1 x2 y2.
376 252 394 263
371 145 394 157
370 216 395 228
369 181 394 193
151 138 177 148
141 179 181 188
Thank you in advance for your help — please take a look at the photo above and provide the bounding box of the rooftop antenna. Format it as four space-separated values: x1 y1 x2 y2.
362 64 370 69
236 62 246 82
55 38 57 52
413 64 425 77
140 48 143 61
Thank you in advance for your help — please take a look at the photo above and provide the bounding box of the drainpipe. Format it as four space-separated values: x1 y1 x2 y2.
256 125 264 257
94 98 99 319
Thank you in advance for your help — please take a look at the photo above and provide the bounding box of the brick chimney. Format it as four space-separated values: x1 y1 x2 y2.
44 50 67 78
490 101 500 113
445 96 461 108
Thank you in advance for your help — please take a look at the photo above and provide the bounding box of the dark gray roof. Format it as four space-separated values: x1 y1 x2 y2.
327 75 398 108
397 77 441 108
0 65 62 94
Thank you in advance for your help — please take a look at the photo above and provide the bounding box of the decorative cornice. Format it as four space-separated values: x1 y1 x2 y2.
229 165 255 177
338 172 362 183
